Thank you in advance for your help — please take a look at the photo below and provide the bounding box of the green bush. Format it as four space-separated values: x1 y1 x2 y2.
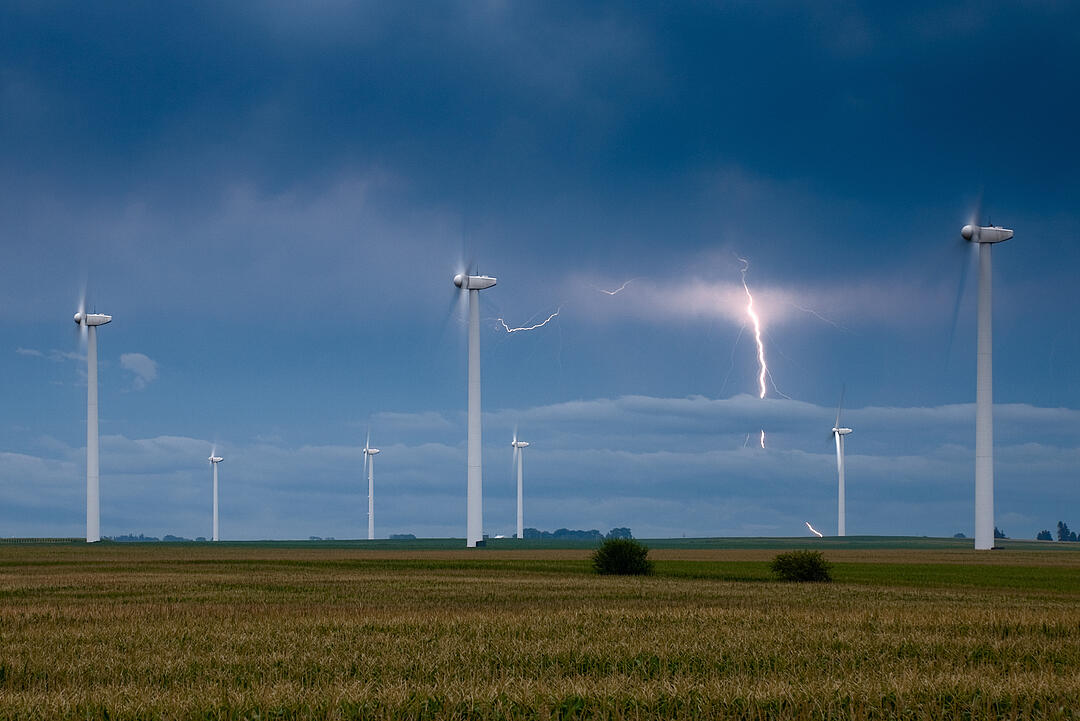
770 550 832 582
591 537 653 575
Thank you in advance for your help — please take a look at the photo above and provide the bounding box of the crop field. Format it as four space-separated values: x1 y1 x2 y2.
1 540 1079 720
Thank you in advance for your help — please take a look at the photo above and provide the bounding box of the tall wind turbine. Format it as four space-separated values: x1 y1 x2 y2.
453 271 497 547
511 430 529 539
831 390 852 537
74 305 112 543
961 221 1013 550
363 433 380 541
209 452 223 541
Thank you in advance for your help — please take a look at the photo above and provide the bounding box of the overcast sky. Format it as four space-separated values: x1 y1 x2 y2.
2 1 1078 541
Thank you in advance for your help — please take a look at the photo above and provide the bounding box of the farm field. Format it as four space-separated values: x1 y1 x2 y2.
1 539 1079 719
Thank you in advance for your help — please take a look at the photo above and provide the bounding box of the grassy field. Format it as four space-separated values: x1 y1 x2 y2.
1 540 1079 719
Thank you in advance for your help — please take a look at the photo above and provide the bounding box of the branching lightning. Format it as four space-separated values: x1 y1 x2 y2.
498 308 561 333
738 256 770 449
805 521 823 538
597 279 637 295
738 257 768 400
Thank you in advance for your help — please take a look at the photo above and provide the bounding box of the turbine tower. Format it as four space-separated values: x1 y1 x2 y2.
961 221 1013 550
209 453 223 541
453 271 497 547
831 391 852 537
511 431 529 539
74 308 112 543
363 434 380 541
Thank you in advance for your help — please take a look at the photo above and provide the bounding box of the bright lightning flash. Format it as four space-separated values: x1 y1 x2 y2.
498 308 561 333
805 521 823 538
738 257 767 400
738 256 770 448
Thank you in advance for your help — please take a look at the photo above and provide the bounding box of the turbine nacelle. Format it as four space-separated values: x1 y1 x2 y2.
832 428 853 436
364 447 380 456
511 440 529 448
453 274 497 290
209 456 224 463
74 312 112 326
961 224 1013 244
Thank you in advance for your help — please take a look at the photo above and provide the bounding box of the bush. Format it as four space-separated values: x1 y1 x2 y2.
591 537 653 575
770 550 832 582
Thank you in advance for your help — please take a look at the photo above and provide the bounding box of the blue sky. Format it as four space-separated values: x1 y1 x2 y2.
2 1 1078 540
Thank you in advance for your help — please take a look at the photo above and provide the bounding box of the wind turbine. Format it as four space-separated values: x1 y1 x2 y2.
363 433 380 541
831 389 852 537
208 452 223 541
511 430 529 539
453 270 497 547
74 303 112 543
961 220 1014 550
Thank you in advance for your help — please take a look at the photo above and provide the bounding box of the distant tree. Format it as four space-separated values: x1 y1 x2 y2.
953 533 966 539
1036 530 1053 541
994 527 1007 539
389 534 416 540
195 537 207 542
770 550 831 583
1073 531 1078 543
606 527 633 540
592 538 653 575
1057 522 1072 542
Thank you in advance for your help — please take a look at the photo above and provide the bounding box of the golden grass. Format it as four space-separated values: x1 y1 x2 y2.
1 544 1079 719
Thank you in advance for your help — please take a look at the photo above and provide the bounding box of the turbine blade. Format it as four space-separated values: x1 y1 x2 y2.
834 384 845 428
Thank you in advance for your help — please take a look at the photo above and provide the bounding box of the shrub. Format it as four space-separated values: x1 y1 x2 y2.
591 537 653 575
770 550 832 582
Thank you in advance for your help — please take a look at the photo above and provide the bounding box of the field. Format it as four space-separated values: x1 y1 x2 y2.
1 538 1079 720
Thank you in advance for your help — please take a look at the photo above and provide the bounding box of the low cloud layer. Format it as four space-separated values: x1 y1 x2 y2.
3 394 1075 542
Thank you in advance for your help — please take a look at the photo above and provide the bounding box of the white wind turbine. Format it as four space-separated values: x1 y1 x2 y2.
453 270 497 547
208 451 223 541
961 220 1014 550
74 299 112 543
363 433 380 541
511 430 529 539
831 388 852 537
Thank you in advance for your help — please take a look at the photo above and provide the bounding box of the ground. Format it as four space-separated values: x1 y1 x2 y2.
1 537 1078 719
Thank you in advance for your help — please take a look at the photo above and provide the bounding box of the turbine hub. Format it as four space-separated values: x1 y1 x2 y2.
73 312 84 324
453 273 497 291
961 224 1013 244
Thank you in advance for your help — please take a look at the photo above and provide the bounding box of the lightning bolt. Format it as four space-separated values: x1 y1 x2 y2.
738 256 770 448
498 308 561 333
738 257 767 400
596 279 636 295
805 521 823 538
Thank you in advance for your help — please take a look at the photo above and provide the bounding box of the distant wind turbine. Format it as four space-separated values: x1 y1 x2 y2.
511 430 529 539
453 270 497 548
961 219 1014 550
831 388 852 537
363 433 380 541
74 300 112 543
209 452 223 541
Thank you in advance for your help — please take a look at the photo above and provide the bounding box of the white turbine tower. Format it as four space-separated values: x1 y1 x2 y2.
363 433 380 541
453 271 497 547
74 305 112 543
961 221 1013 550
831 390 852 537
511 430 529 539
208 452 223 541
